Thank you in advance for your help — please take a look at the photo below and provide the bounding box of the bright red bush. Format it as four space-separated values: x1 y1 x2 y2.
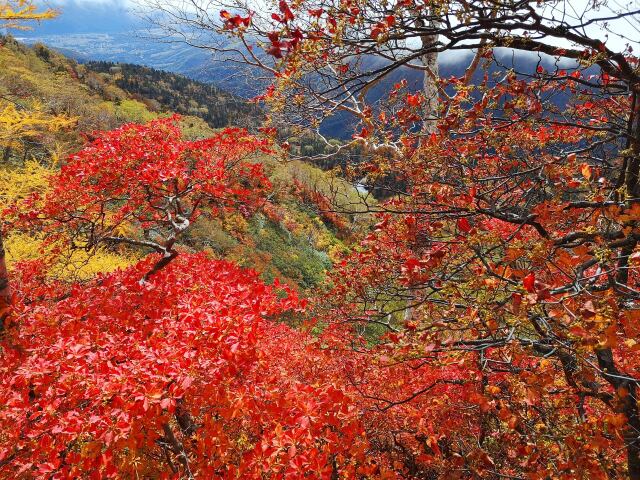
8 116 272 276
0 253 381 479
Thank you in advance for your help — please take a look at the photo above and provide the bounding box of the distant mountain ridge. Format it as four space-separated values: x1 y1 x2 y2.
21 30 571 138
15 0 138 34
18 1 582 138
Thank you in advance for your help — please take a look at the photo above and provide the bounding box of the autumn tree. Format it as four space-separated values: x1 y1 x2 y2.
0 0 68 332
9 116 272 281
141 0 449 144
0 252 383 478
164 0 640 476
3 0 640 476
0 0 56 28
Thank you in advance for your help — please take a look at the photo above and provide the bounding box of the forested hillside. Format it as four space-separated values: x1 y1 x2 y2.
84 61 263 130
0 35 366 290
81 60 339 161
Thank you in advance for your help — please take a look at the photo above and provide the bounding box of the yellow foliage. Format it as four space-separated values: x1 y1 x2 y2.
223 212 249 235
1 161 137 280
0 0 57 28
0 4 137 283
0 101 76 149
0 158 52 204
114 100 157 124
0 4 81 157
5 232 137 281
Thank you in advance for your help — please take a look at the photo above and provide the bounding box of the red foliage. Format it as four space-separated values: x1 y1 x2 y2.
0 254 380 478
292 180 350 236
5 5 640 472
8 116 272 274
220 10 251 29
46 116 268 232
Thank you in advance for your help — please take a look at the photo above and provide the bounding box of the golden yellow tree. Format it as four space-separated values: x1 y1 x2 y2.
0 102 74 151
0 0 56 28
1 0 60 330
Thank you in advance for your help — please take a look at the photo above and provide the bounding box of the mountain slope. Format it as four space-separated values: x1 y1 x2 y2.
0 37 367 290
84 61 263 131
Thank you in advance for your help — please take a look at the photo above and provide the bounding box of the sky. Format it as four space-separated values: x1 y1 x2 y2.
27 0 640 55
16 0 138 34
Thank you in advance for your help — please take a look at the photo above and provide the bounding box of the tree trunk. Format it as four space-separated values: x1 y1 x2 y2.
403 15 439 324
418 15 439 135
614 88 640 479
625 98 640 480
596 348 640 479
421 43 439 135
0 230 11 332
